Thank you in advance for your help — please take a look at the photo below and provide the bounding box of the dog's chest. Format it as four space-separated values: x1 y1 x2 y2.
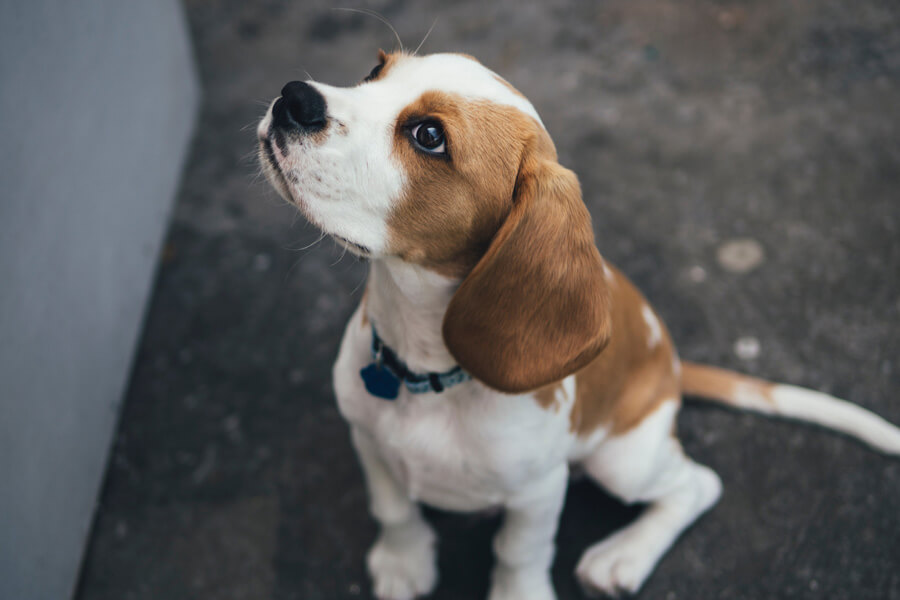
334 317 576 511
374 388 572 510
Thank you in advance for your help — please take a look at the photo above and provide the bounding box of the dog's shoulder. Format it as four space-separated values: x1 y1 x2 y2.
566 264 681 437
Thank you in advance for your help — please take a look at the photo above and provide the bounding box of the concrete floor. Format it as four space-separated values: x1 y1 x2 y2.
77 1 900 599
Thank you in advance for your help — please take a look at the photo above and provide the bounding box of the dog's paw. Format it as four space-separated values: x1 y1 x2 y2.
575 530 656 598
367 523 437 600
488 565 556 600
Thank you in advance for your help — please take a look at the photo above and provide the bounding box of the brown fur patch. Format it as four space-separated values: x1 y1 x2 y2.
568 265 681 436
387 91 550 277
441 140 612 393
681 362 774 406
534 382 564 410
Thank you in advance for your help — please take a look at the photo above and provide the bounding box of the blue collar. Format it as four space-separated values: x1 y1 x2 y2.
359 327 470 400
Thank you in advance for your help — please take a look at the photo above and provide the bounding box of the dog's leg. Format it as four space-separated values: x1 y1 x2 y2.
351 427 437 600
488 464 568 600
575 399 722 597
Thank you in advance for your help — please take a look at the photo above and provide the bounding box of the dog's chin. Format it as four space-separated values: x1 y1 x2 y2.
258 143 372 259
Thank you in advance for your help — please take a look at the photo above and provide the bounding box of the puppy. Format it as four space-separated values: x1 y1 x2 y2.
258 51 900 600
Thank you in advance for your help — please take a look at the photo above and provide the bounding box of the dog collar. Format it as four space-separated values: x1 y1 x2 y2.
359 327 470 400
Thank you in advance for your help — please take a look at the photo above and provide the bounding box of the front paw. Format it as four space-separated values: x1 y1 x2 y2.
367 522 437 600
488 565 556 600
575 529 656 598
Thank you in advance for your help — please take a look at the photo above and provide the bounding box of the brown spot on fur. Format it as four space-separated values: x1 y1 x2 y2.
568 265 681 436
388 91 551 277
534 381 564 410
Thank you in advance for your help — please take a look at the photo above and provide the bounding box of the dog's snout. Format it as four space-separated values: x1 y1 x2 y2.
273 81 327 132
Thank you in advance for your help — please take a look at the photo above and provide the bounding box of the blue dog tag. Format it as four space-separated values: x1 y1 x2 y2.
360 363 401 400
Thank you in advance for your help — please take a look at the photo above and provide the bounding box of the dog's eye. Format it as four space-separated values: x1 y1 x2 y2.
411 121 446 154
363 62 384 83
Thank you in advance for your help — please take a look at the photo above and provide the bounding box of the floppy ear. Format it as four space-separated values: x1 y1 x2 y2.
442 155 612 393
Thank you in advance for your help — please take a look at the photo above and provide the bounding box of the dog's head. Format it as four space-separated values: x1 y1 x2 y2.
259 51 611 392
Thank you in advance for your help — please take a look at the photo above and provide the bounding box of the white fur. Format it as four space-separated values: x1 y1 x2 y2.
257 86 403 254
671 353 682 378
379 54 544 126
576 402 722 596
335 268 578 513
771 385 900 455
334 262 578 600
365 258 459 374
602 262 614 283
561 374 576 405
352 427 438 600
641 304 663 349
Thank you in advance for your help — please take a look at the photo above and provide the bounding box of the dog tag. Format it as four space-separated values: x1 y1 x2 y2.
360 363 401 400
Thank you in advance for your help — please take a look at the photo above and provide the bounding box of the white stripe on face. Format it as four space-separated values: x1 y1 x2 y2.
372 53 544 127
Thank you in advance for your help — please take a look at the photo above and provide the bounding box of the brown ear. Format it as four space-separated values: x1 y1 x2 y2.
442 156 612 393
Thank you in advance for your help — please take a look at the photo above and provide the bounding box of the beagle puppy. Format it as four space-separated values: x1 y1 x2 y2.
258 51 900 600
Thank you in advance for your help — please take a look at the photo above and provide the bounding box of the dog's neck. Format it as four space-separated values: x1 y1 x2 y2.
365 257 461 374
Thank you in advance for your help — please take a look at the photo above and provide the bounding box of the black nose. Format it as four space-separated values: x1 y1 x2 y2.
273 81 327 132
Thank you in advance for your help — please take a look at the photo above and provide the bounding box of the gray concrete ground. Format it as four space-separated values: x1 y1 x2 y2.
76 1 900 599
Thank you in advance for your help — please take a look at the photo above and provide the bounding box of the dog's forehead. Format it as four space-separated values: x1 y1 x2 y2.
380 53 544 127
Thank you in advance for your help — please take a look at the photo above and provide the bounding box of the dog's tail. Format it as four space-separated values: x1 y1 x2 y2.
681 362 900 455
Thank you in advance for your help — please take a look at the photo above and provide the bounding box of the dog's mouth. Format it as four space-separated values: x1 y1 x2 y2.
260 134 372 259
261 136 289 183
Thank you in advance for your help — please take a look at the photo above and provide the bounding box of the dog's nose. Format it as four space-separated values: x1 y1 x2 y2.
273 81 327 132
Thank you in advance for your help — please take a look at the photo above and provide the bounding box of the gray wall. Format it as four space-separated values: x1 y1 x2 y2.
0 1 199 598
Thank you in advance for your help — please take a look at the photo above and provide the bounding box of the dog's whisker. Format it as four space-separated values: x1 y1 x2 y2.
290 231 327 252
291 65 318 83
283 254 305 282
240 120 263 132
247 169 265 186
241 147 265 165
413 18 438 56
329 238 350 267
332 7 404 52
